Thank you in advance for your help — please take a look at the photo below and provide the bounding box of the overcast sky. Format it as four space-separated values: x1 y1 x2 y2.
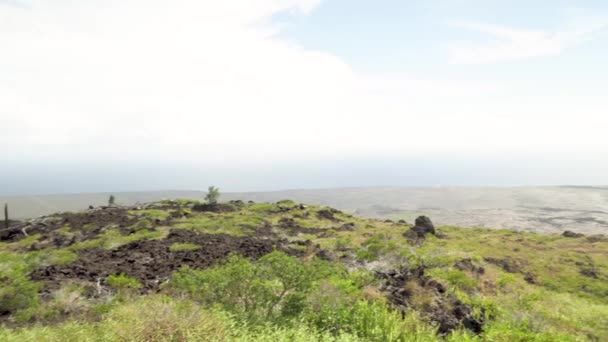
1 0 607 194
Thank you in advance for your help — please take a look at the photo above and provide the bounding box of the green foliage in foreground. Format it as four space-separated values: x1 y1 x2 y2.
2 252 584 341
0 294 581 342
170 251 333 323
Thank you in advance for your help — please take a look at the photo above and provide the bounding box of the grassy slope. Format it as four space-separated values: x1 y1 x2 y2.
0 199 606 341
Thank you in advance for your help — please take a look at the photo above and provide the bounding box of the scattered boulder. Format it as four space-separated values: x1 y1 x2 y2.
454 258 485 276
337 222 356 231
316 208 340 221
228 200 245 208
192 203 236 213
403 216 436 245
483 257 536 284
378 266 484 335
483 257 523 274
414 216 435 235
562 230 584 238
523 274 537 284
585 235 608 243
278 217 298 229
580 268 599 279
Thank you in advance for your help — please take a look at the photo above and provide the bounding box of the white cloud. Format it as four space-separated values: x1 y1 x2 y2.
0 1 606 164
448 20 607 64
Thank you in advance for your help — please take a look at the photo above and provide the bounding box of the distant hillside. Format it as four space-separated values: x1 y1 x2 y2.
2 186 608 234
0 191 206 220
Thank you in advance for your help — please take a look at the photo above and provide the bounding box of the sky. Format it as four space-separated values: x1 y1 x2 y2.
1 0 608 194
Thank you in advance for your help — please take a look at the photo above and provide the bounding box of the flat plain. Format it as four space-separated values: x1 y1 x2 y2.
2 186 607 234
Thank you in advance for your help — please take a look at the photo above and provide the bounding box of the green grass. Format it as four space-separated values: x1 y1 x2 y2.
129 209 171 221
169 242 202 252
69 229 161 251
172 213 265 236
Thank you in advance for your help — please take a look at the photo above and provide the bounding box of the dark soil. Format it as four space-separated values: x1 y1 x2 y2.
0 207 141 243
585 235 608 243
276 217 323 236
337 222 357 231
483 257 536 284
192 203 236 213
579 268 599 279
563 230 585 238
483 257 523 273
454 258 485 276
316 208 341 221
378 266 484 335
31 229 299 293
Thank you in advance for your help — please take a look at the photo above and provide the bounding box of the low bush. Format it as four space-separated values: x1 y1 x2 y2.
169 251 333 323
106 273 141 299
356 234 397 261
0 272 39 316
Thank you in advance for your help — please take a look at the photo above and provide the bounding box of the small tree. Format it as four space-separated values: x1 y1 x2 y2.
4 203 8 229
108 195 115 206
205 186 220 205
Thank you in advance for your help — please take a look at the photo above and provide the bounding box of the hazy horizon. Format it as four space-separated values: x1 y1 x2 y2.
2 153 608 197
2 1 607 195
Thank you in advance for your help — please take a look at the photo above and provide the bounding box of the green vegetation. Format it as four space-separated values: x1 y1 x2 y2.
69 229 161 251
106 273 141 290
106 273 141 300
0 200 606 341
172 213 264 236
171 252 334 323
129 209 171 221
127 219 153 232
42 249 78 266
169 242 201 252
356 233 397 261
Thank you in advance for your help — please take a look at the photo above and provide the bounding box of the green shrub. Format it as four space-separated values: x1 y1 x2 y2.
129 219 153 232
130 209 171 221
0 272 39 316
43 249 78 266
307 299 437 341
335 236 353 250
170 251 331 323
205 186 220 205
356 234 397 261
26 285 90 322
106 273 141 299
